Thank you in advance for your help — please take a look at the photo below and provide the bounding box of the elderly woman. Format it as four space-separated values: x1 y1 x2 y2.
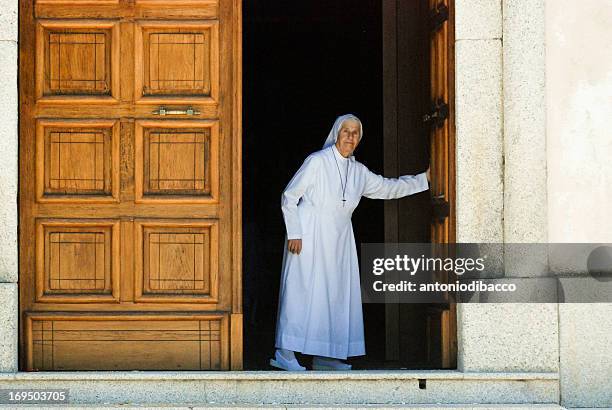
271 114 431 371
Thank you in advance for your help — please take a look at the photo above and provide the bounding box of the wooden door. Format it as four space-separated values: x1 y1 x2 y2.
19 0 242 370
426 0 457 369
382 0 456 368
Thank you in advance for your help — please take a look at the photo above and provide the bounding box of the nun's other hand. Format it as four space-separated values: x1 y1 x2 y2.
426 165 431 183
288 239 302 254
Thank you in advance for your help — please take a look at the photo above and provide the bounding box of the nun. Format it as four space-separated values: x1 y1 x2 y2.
270 114 431 371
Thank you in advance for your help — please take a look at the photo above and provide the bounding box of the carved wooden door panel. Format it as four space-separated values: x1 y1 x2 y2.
19 0 242 370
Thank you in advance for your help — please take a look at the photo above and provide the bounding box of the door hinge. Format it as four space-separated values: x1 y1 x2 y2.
432 196 450 222
430 3 449 31
423 99 449 127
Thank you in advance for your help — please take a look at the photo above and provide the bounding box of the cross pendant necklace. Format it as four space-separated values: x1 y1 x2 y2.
331 147 349 207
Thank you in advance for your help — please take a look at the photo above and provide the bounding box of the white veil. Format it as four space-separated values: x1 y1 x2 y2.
322 114 363 160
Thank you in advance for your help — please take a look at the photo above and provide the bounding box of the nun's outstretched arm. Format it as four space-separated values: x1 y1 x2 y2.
281 154 320 240
361 164 429 200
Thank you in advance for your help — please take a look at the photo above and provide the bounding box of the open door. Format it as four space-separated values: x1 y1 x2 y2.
426 0 457 368
19 0 243 370
383 0 456 368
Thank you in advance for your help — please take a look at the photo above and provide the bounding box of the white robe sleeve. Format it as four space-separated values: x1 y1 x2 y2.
361 165 429 200
281 154 320 240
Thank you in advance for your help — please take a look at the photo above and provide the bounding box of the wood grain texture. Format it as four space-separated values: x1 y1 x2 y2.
134 20 219 105
134 120 220 204
20 0 241 371
35 19 121 104
35 219 121 303
36 0 119 4
383 0 457 368
36 119 121 203
34 1 218 20
25 312 229 371
230 312 243 370
429 0 456 244
427 0 457 369
133 219 219 303
230 0 242 318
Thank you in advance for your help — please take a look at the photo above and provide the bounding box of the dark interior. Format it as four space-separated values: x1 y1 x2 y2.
242 0 436 370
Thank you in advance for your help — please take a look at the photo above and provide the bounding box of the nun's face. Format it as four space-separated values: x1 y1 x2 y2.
335 119 361 157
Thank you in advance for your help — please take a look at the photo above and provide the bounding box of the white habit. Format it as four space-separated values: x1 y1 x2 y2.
274 142 430 359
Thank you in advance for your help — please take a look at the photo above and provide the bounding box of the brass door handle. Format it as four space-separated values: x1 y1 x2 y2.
152 106 200 116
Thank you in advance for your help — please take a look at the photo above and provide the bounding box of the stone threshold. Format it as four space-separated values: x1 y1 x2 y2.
0 405 568 409
0 370 560 381
0 405 569 410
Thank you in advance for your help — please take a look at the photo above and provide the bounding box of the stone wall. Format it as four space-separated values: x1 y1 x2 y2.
454 0 558 376
546 0 612 407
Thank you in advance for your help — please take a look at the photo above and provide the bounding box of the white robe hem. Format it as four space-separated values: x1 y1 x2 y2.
275 333 365 360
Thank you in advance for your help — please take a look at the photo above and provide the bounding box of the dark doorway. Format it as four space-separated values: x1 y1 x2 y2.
242 0 443 370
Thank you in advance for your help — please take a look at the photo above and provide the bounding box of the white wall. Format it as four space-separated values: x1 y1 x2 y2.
547 0 612 243
546 0 612 407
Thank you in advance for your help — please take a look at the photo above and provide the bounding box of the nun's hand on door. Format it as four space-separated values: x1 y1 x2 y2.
288 239 302 255
426 165 431 183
